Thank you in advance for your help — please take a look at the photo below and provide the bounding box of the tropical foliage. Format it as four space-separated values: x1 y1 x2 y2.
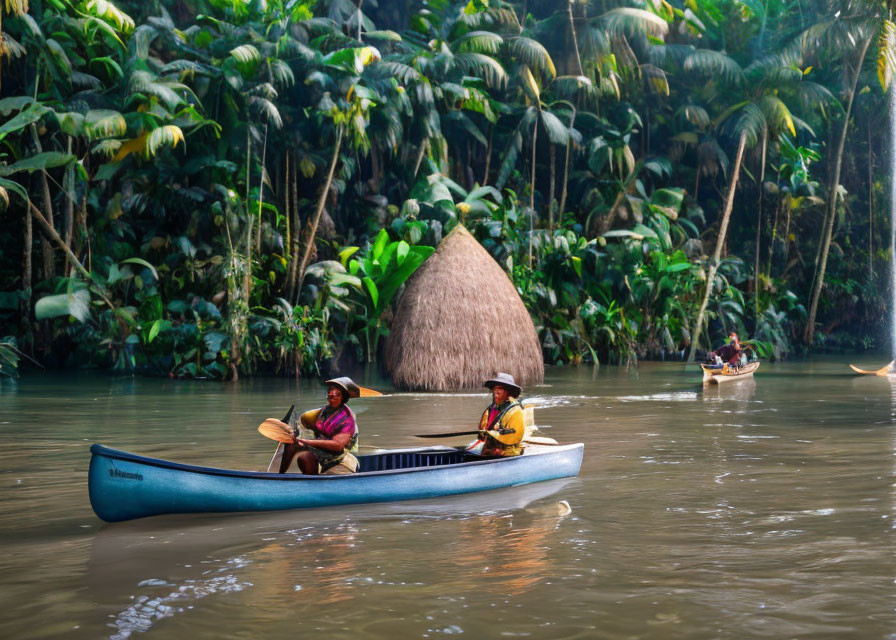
1 0 895 379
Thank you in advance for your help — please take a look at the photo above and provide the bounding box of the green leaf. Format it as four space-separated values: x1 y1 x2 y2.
0 152 76 176
371 228 389 260
339 246 360 266
35 289 91 322
0 97 36 116
362 276 380 310
0 104 51 141
147 319 166 343
120 257 159 280
396 240 410 265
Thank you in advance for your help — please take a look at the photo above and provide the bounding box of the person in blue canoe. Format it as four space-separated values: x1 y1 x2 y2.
466 373 526 457
278 377 360 475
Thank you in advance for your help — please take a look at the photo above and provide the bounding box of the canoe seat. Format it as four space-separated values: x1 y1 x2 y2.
358 450 466 472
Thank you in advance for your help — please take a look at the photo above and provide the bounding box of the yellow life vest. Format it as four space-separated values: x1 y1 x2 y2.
478 401 525 455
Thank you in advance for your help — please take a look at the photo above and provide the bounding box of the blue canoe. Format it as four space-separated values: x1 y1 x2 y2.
88 442 584 522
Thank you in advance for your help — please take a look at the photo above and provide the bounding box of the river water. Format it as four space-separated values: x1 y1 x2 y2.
1 357 894 639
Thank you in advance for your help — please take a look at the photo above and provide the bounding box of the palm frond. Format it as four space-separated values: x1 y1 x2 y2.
146 125 185 156
647 42 693 67
551 75 594 100
269 59 295 87
540 110 569 145
0 31 25 59
683 49 743 84
728 103 765 147
642 64 668 95
129 70 187 109
678 104 710 128
756 94 795 136
70 71 102 89
794 81 835 113
91 139 122 159
878 19 896 91
373 60 421 83
45 38 73 76
599 8 669 39
454 52 507 88
230 44 261 65
85 0 135 33
453 30 503 55
249 96 283 129
508 37 556 80
85 109 127 140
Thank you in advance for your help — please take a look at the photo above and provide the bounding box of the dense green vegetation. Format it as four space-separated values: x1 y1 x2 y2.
1 0 894 379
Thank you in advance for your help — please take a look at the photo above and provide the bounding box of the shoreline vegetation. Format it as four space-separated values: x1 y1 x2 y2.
1 0 893 382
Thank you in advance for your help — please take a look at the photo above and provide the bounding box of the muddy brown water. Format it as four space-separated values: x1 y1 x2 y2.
1 357 894 639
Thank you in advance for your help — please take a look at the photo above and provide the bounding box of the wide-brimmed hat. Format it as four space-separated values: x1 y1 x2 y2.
483 373 521 398
325 377 360 400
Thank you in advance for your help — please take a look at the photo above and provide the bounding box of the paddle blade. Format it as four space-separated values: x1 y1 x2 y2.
359 386 384 397
258 418 294 443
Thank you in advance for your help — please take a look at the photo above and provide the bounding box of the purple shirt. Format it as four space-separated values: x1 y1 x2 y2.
314 404 356 440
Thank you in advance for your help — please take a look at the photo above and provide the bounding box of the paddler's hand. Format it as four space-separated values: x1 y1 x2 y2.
293 437 308 448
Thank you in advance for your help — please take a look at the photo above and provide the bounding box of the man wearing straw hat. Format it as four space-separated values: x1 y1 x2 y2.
278 377 360 475
468 373 526 457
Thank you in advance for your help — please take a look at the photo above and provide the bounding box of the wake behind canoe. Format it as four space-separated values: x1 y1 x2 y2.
88 442 584 522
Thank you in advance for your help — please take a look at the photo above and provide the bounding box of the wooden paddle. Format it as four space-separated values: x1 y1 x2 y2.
413 430 480 439
849 361 895 376
259 418 295 443
358 386 384 397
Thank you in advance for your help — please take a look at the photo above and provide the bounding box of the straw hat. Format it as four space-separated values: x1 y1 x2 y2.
483 373 521 398
325 377 360 400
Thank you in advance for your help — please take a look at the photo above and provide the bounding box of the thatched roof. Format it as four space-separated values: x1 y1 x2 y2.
385 225 544 391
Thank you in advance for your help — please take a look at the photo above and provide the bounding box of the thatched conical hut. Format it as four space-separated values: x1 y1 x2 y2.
385 225 544 391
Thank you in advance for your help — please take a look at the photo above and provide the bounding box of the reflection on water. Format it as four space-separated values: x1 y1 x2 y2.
2 358 896 638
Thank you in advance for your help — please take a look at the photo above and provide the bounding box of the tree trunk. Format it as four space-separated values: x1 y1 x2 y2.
567 2 584 76
549 142 556 231
482 125 493 185
64 137 75 277
559 103 576 219
22 193 32 330
529 115 538 265
27 199 117 314
804 34 872 344
287 151 301 302
753 127 767 320
687 130 748 363
31 126 56 281
868 116 873 280
254 124 268 254
296 127 344 298
767 198 781 276
412 139 428 178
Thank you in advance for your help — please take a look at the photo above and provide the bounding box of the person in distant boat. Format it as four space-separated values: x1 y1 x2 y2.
709 332 743 367
278 377 360 475
469 373 526 457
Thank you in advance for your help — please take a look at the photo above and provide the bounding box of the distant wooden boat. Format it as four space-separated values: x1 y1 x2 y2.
849 361 895 376
88 441 584 523
701 361 760 384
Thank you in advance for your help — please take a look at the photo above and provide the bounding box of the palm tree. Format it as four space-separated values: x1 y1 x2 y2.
801 3 896 344
684 49 817 362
